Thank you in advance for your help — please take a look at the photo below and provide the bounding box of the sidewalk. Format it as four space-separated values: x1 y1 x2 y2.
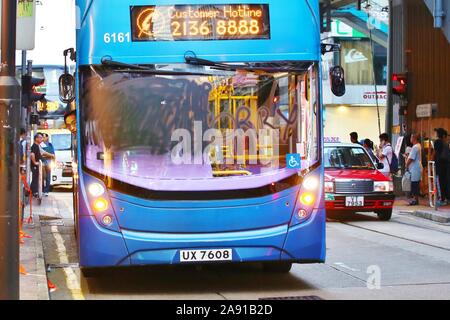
19 194 65 300
20 206 49 300
395 197 450 224
20 191 76 300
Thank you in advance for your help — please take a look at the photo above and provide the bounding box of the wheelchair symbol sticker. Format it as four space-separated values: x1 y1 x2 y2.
287 154 302 169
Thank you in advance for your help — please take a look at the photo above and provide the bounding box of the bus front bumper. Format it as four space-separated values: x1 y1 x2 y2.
78 208 326 268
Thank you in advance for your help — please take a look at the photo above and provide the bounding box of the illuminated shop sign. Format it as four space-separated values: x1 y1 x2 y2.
130 4 271 41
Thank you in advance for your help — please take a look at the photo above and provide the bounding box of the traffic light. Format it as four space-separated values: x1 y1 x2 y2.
21 75 46 107
392 73 408 98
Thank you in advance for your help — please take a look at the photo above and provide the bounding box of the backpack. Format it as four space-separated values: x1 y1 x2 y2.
389 153 399 174
386 145 399 174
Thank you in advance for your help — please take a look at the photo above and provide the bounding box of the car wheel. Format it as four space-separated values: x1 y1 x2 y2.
262 262 293 273
377 209 393 221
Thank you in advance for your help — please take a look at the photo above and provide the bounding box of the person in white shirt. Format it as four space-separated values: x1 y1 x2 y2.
377 133 393 176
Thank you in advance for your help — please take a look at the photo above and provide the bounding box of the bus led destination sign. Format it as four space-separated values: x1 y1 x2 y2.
130 4 271 41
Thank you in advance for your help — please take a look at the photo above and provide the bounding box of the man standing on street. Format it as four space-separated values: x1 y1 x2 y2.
41 133 55 196
406 133 423 206
19 128 27 166
433 128 450 206
30 133 44 197
350 132 360 145
30 133 55 198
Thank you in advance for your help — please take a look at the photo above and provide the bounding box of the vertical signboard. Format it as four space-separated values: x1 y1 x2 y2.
0 0 36 50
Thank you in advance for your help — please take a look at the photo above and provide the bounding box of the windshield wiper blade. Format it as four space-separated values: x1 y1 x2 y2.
185 55 307 73
101 57 155 71
101 57 213 76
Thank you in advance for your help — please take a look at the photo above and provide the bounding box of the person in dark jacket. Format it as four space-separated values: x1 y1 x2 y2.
41 133 56 196
433 128 450 206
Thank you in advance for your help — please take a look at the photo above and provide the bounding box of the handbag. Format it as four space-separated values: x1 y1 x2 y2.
402 171 412 192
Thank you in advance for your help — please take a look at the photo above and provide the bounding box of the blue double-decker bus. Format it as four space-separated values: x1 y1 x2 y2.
69 0 328 275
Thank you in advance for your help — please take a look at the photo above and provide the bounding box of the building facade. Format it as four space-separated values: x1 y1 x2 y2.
391 0 450 139
323 18 388 144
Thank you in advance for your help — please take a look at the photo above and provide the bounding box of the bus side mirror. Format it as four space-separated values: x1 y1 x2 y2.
330 66 346 97
377 162 384 170
59 74 76 104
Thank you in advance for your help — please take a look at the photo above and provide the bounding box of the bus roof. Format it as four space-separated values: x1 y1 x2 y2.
76 0 321 65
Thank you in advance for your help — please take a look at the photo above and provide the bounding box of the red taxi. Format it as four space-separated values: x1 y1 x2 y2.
324 143 395 221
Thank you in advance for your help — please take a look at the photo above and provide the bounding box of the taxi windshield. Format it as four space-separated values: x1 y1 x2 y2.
325 146 375 170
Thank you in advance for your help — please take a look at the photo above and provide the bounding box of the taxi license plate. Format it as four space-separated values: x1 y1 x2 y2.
180 249 233 263
345 196 364 207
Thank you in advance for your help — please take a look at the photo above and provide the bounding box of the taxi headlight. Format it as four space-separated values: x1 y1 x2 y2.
324 181 334 193
374 181 393 192
51 161 64 170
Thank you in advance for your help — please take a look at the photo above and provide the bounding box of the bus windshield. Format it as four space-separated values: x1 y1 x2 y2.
325 146 375 170
80 63 320 192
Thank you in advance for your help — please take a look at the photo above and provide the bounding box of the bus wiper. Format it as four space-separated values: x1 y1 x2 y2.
185 56 274 73
101 57 155 71
101 57 212 76
185 55 307 73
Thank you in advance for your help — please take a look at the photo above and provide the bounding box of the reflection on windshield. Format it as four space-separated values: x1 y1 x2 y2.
80 64 319 191
325 147 375 170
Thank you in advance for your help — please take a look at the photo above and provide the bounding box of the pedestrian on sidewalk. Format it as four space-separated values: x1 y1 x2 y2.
350 132 360 145
19 128 27 166
406 133 423 206
377 133 394 178
30 133 44 197
363 139 379 164
41 133 55 197
433 128 450 206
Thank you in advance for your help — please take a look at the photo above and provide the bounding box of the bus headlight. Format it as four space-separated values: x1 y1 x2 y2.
291 172 322 227
300 192 315 207
303 176 319 191
374 181 393 192
88 183 105 197
93 197 108 212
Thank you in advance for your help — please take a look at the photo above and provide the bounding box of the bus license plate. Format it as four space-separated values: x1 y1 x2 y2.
180 249 233 263
346 196 364 207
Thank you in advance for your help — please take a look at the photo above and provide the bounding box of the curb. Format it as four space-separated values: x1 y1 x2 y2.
408 210 450 224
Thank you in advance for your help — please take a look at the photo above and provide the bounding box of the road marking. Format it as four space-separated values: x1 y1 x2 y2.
51 226 85 300
334 262 360 272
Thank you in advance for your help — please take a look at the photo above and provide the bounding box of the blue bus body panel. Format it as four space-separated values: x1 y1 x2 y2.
108 189 299 233
76 0 321 65
78 203 325 267
77 169 326 267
